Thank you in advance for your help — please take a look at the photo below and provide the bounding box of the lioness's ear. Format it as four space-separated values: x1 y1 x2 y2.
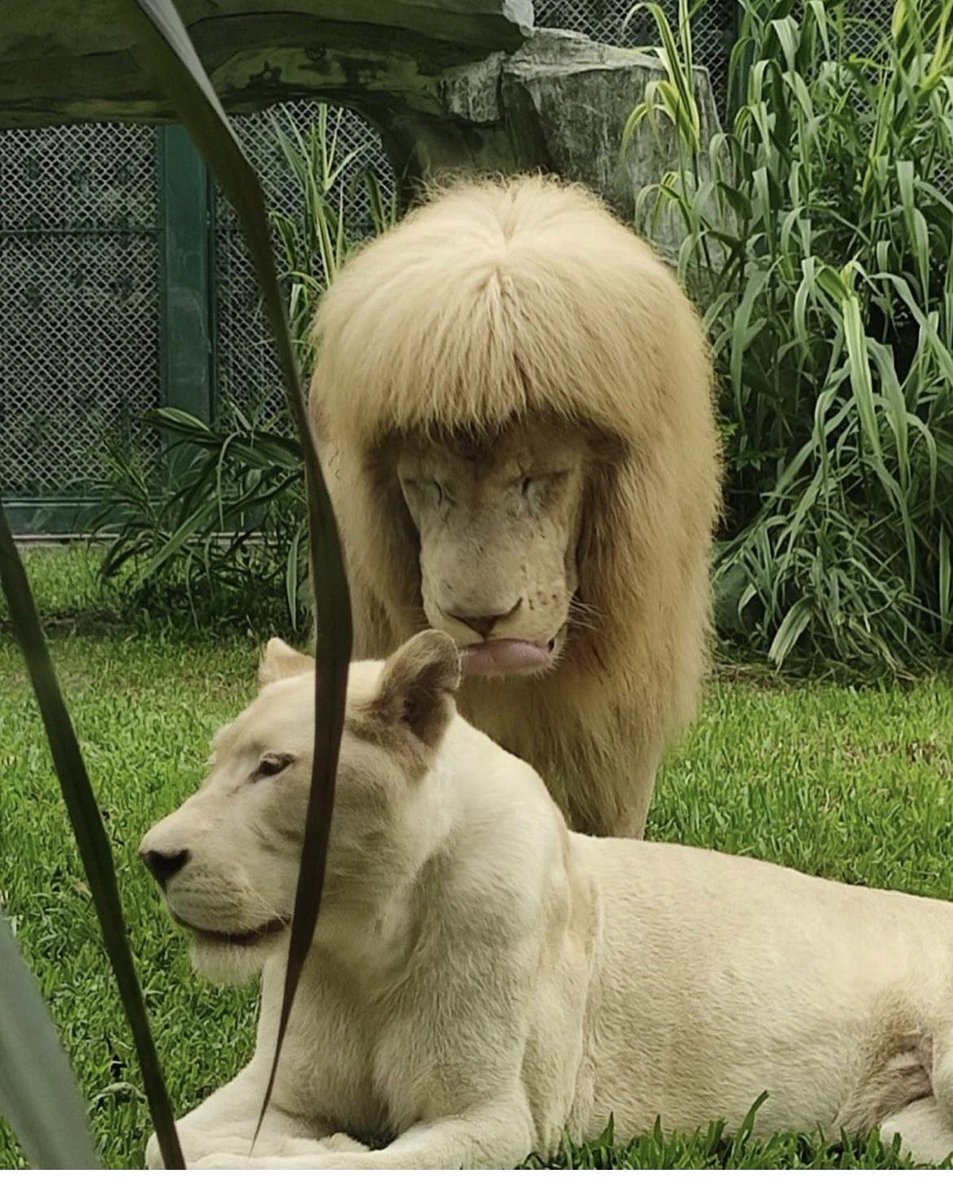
258 637 314 686
373 631 461 749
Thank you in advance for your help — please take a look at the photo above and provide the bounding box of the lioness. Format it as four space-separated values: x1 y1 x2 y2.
141 632 952 1169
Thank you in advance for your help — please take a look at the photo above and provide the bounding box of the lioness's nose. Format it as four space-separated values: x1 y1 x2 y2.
140 847 190 887
446 598 522 639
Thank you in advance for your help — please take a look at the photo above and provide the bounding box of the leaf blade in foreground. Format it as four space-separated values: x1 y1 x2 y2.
117 0 353 1147
0 910 99 1170
0 504 184 1169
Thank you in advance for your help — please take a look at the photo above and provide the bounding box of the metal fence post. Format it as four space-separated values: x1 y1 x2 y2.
155 125 214 435
727 0 753 118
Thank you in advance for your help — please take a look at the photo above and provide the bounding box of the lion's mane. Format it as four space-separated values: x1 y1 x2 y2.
309 175 721 836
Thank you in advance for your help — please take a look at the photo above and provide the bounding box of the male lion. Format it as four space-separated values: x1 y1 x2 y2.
143 633 951 1170
308 175 721 837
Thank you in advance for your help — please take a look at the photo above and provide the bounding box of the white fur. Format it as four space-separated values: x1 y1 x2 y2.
309 175 722 838
141 634 953 1169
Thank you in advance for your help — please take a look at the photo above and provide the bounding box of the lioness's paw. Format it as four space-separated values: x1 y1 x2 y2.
191 1151 311 1170
145 1134 163 1171
191 1152 257 1170
146 1129 274 1169
192 1147 373 1171
317 1133 369 1154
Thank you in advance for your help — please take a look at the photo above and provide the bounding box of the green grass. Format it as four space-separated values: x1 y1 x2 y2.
2 547 953 1168
0 541 115 625
634 0 953 675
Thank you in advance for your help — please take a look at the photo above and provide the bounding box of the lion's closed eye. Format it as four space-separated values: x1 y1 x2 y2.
402 477 450 508
252 752 296 780
519 471 569 499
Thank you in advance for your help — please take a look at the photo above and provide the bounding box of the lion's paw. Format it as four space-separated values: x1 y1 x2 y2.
191 1152 256 1170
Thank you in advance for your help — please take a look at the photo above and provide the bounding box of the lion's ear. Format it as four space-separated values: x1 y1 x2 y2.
258 638 314 687
372 631 461 750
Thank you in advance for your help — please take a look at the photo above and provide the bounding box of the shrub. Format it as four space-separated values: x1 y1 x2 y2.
90 398 308 634
633 0 953 674
90 106 394 633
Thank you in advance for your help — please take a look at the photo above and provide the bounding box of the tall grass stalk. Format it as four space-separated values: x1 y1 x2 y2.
90 106 393 633
633 0 953 674
3 0 357 1168
271 105 397 376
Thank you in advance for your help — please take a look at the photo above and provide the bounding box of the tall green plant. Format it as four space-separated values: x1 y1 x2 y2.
632 0 953 673
89 107 393 633
1 0 356 1168
271 104 397 375
90 399 308 632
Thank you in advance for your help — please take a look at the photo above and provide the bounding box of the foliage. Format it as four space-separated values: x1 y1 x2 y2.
0 0 355 1166
4 559 953 1166
89 104 393 635
71 0 356 1152
0 908 98 1169
631 0 953 675
270 103 397 377
90 400 308 635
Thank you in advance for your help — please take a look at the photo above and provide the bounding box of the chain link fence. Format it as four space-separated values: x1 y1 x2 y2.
0 124 159 506
0 0 897 527
215 103 394 420
537 0 739 103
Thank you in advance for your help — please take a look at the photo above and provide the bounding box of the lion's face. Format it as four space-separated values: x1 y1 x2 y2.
396 423 588 677
138 634 460 984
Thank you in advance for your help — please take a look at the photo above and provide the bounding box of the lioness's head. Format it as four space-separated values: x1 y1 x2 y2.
139 631 460 984
395 421 591 677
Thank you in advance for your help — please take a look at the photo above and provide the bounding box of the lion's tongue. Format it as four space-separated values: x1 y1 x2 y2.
459 639 552 677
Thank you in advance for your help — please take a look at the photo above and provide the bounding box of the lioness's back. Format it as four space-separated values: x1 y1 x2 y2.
571 836 952 1135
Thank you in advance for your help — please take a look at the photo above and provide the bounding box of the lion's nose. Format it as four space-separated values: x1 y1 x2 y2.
140 847 191 887
445 598 522 639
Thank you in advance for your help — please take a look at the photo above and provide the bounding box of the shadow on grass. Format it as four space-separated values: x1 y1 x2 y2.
0 543 299 643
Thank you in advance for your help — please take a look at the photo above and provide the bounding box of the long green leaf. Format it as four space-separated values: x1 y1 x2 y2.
0 505 184 1169
117 0 353 1147
0 910 98 1169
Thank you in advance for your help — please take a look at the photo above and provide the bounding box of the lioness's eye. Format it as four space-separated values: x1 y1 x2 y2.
253 752 295 780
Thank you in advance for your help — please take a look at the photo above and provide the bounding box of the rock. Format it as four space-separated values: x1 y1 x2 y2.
0 4 719 237
389 28 722 235
502 30 721 223
0 0 533 127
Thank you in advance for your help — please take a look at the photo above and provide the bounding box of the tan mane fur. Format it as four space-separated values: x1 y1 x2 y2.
309 174 721 837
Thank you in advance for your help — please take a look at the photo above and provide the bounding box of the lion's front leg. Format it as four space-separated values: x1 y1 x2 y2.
564 745 659 839
145 1063 325 1169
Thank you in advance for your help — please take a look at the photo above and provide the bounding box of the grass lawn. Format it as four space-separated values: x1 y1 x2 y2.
2 547 953 1169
